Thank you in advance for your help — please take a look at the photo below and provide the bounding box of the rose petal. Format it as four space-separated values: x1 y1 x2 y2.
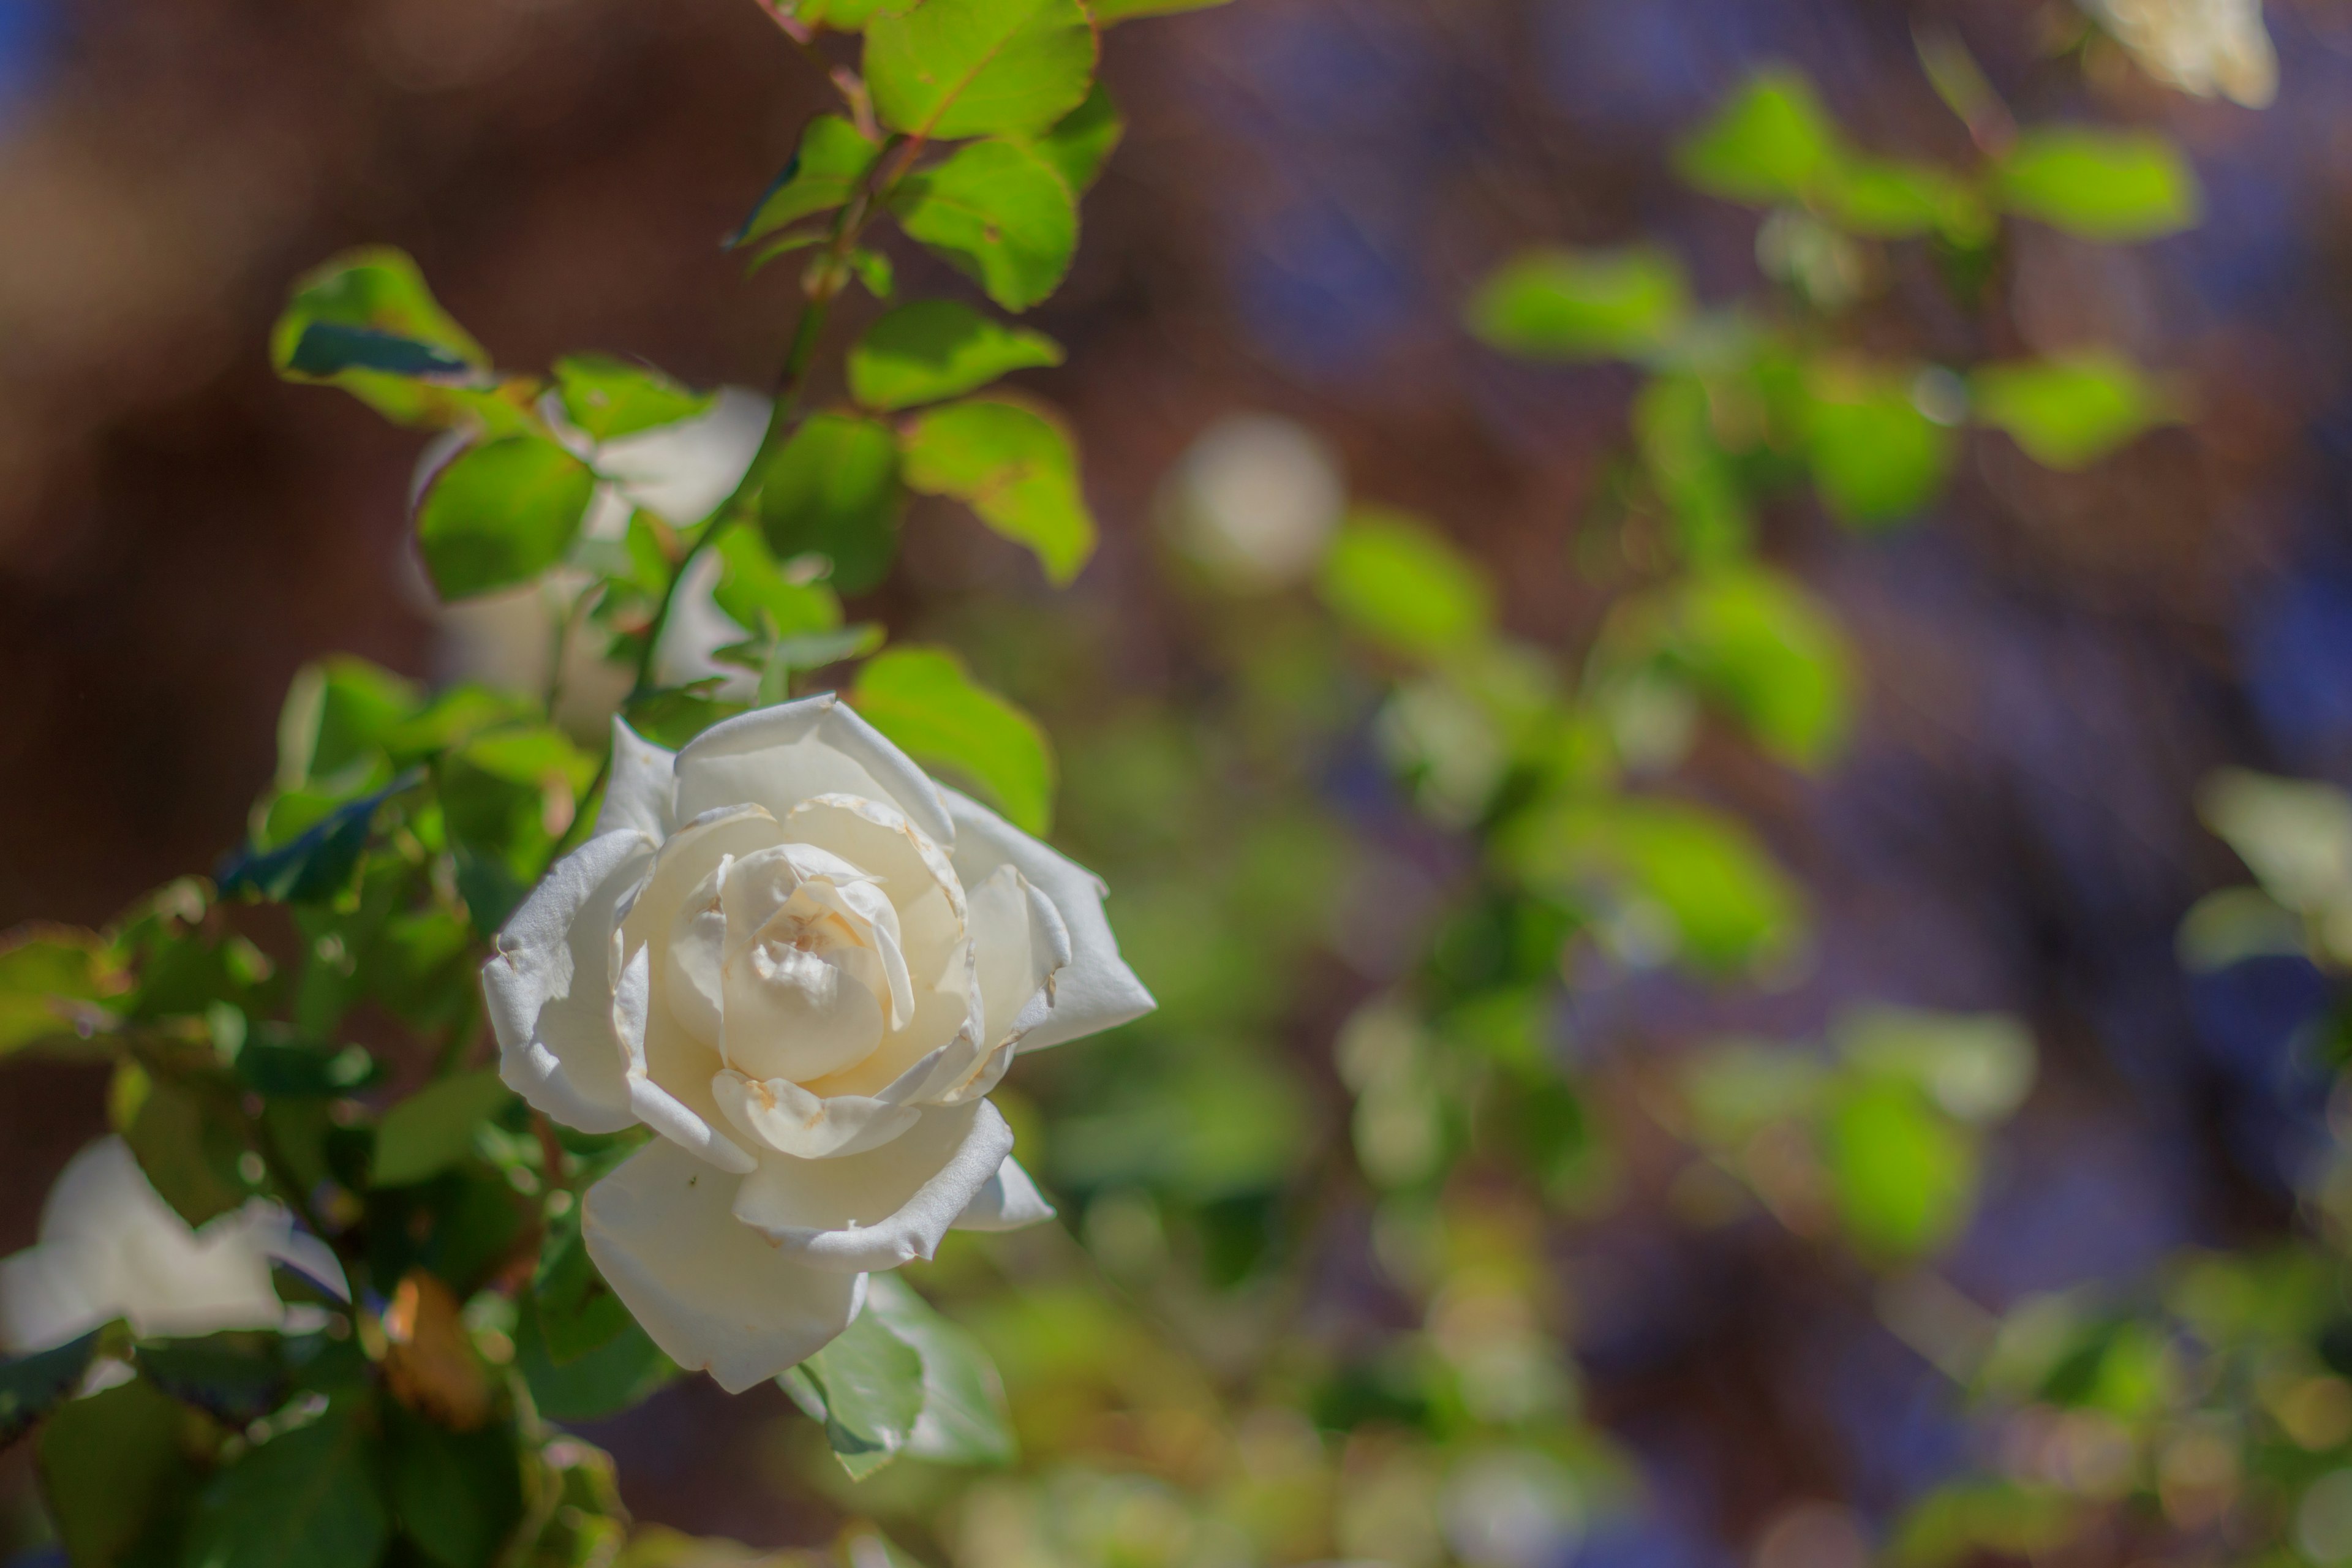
969 864 1072 1052
731 1099 1014 1272
710 1068 927 1161
674 695 955 850
582 1139 864 1393
781 794 968 986
594 717 677 841
597 386 772 527
806 938 981 1102
952 1156 1056 1234
619 944 756 1175
940 787 1155 1053
487 830 652 1133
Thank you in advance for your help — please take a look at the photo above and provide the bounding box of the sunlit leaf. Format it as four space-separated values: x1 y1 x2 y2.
708 521 849 637
555 356 714 443
2198 768 2352 919
848 300 1064 411
789 1307 924 1479
272 247 494 427
1835 1008 2036 1125
1468 246 1689 363
1825 1079 1977 1262
1317 507 1494 661
1969 351 2176 470
865 0 1098 140
1024 80 1123 192
862 1274 1017 1467
1819 156 1980 239
900 396 1095 581
415 436 598 601
1676 69 1839 206
789 0 889 28
851 645 1056 834
1804 361 1956 526
1635 375 1751 564
891 138 1078 311
1626 565 1854 769
0 924 123 1057
1993 127 2201 241
734 116 883 249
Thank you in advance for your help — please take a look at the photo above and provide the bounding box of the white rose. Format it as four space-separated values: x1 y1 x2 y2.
0 1137 347 1353
486 696 1153 1391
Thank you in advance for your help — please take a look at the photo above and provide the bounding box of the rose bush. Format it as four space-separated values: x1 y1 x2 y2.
488 696 1152 1390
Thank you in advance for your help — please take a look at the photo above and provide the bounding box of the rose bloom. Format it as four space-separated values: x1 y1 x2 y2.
488 696 1152 1390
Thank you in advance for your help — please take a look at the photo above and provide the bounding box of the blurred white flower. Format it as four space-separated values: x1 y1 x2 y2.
1158 413 1344 590
0 1137 345 1352
2089 0 2276 107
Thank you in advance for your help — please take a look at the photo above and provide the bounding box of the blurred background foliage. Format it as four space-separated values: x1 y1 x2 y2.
6 0 2352 1563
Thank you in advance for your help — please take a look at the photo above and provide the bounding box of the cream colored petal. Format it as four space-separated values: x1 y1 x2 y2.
711 1069 926 1161
731 1100 1014 1272
581 1139 864 1393
941 787 1155 1054
802 939 980 1102
0 1240 113 1353
968 864 1072 1052
486 831 652 1134
617 805 786 962
599 386 771 527
649 548 758 700
782 794 968 985
952 1156 1056 1233
662 860 729 1049
619 944 756 1175
674 695 956 849
594 716 677 841
718 846 903 1082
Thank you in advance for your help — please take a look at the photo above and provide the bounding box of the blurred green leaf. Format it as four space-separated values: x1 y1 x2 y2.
1825 1079 1976 1262
793 1306 924 1479
1634 375 1751 564
272 247 494 427
1890 1480 2082 1568
119 1069 266 1227
514 1298 676 1424
1317 508 1494 662
891 138 1078 311
1682 1041 1828 1146
787 0 888 29
710 521 850 638
383 1401 524 1568
1820 156 1980 239
2 1325 112 1449
2198 768 2352 920
865 0 1098 140
135 1333 295 1429
1677 68 1839 206
734 116 882 250
1468 246 1689 363
533 1207 633 1366
555 356 714 443
900 397 1095 581
1969 351 2176 470
275 657 423 793
183 1398 386 1568
1805 363 1957 526
1836 1008 2035 1125
852 646 1055 834
218 777 412 905
372 1071 513 1188
862 1274 1017 1468
36 1372 206 1564
1090 0 1232 18
624 684 748 752
1993 127 2201 241
849 301 1064 411
0 924 123 1056
416 436 597 601
1637 565 1855 769
1024 80 1123 192
2177 886 2307 971
755 415 905 595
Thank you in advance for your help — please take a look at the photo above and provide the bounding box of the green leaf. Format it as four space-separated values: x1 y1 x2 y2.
1634 375 1751 564
533 1210 633 1366
797 1304 925 1477
1969 352 2176 470
891 138 1078 311
709 520 851 636
416 436 597 601
36 1373 207 1564
1825 1079 1978 1262
514 1300 676 1424
852 646 1057 834
2177 886 2307 971
217 777 412 905
1804 363 1957 526
2198 769 2352 919
276 657 423 791
1993 127 2201 241
2 1325 111 1448
554 356 715 443
1088 0 1232 19
734 116 883 249
622 684 747 752
372 1070 513 1188
900 397 1095 582
119 1071 266 1227
1676 69 1840 206
754 416 905 594
272 247 492 426
183 1398 387 1568
0 924 122 1056
1466 246 1689 363
233 1036 379 1098
1023 80 1122 192
1836 1008 2037 1126
865 0 1098 140
1630 566 1854 769
384 1401 524 1568
137 1333 296 1428
861 1274 1016 1466
850 300 1064 411
788 0 889 28
1820 156 1981 239
1316 508 1494 662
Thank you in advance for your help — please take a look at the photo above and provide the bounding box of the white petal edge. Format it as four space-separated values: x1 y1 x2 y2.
731 1099 1014 1272
939 786 1155 1053
581 1139 865 1393
711 1069 927 1161
952 1155 1056 1234
594 717 677 841
617 943 756 1175
486 830 652 1134
675 695 956 850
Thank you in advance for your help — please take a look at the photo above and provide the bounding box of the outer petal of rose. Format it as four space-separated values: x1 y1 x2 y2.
731 1100 1014 1272
486 831 652 1133
598 386 771 527
581 1139 865 1393
674 695 956 849
952 1156 1056 1234
649 548 756 701
594 717 677 841
969 864 1072 1051
617 944 756 1175
710 1069 927 1160
938 787 1154 1053
0 1239 112 1353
